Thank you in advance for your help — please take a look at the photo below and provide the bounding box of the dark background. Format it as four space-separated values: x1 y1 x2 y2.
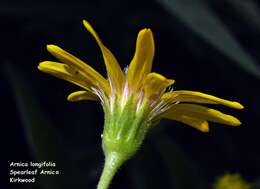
1 0 260 188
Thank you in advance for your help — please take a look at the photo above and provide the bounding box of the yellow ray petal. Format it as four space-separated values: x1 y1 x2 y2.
162 90 244 109
163 104 241 126
82 20 125 93
67 90 98 101
144 72 174 100
164 114 209 132
38 61 94 90
46 44 110 94
127 28 155 91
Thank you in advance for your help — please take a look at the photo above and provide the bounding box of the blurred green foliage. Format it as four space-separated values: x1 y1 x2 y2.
158 0 260 78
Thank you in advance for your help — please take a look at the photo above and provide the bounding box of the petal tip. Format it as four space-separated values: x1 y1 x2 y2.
82 19 92 30
67 91 98 102
82 19 88 24
138 28 153 36
200 122 210 132
230 117 242 126
169 79 175 85
47 44 59 52
67 92 81 102
82 19 91 27
37 64 42 71
67 94 75 102
46 44 53 48
37 61 48 71
234 102 244 109
235 120 242 126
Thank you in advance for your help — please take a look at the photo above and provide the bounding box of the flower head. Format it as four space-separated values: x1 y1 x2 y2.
38 20 243 189
213 173 251 189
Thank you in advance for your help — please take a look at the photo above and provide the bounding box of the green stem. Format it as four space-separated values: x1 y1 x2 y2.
97 152 124 189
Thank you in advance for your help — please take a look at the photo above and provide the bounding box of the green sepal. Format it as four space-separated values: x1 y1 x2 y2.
102 96 151 160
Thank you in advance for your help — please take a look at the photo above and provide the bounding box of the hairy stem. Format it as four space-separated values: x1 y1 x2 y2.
97 152 124 189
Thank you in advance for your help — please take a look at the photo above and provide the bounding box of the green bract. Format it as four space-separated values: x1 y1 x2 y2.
103 97 151 161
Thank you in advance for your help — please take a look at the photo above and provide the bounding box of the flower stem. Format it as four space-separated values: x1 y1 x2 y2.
97 152 124 189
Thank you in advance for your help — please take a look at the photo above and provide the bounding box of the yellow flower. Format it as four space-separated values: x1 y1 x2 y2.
38 20 244 189
213 173 251 189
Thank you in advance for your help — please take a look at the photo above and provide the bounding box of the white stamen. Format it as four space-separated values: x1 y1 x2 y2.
167 86 174 92
148 97 180 121
109 94 116 112
91 87 106 105
136 90 145 112
120 81 129 107
123 66 128 74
